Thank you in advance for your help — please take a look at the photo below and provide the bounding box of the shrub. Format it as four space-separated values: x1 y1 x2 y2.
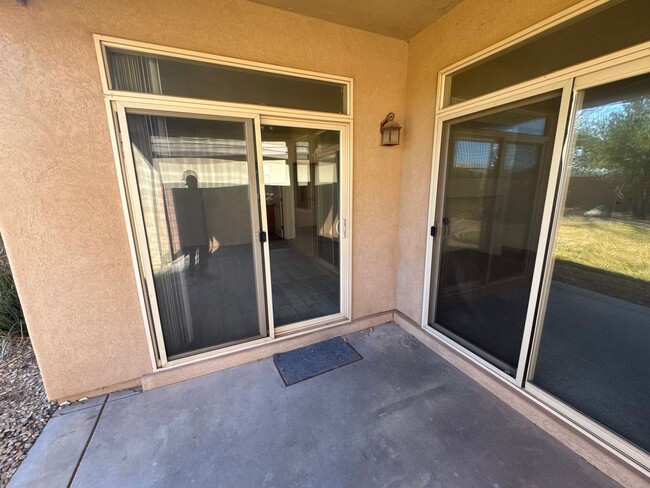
0 235 26 336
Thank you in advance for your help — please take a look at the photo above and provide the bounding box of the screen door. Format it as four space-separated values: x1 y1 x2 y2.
428 92 564 375
118 107 267 362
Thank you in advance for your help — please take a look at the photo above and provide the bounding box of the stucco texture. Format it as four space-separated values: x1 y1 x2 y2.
0 0 407 399
395 0 584 323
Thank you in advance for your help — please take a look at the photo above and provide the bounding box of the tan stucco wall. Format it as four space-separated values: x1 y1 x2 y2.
395 0 584 323
0 0 407 400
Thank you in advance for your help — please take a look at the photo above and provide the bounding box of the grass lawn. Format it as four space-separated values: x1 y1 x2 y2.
554 216 650 282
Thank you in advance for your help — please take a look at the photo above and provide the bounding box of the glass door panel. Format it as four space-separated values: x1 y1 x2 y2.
261 125 342 327
429 93 562 374
123 111 267 359
530 73 650 453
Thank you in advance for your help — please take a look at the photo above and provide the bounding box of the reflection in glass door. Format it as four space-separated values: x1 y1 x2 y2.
314 137 340 272
530 73 650 454
261 125 342 328
429 93 562 374
121 110 267 360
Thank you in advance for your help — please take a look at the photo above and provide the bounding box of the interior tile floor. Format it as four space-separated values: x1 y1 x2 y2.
9 323 621 488
269 245 340 326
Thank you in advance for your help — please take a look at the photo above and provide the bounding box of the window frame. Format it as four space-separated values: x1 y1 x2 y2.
95 35 353 120
437 0 650 113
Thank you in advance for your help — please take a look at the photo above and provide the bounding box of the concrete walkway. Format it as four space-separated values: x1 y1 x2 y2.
9 323 620 488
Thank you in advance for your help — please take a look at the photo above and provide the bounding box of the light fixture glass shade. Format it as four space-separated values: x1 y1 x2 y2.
381 126 401 145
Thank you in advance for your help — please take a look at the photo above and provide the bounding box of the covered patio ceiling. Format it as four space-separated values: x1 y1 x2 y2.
246 0 465 39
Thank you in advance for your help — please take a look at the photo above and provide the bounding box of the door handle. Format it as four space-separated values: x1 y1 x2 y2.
442 218 450 239
335 218 345 238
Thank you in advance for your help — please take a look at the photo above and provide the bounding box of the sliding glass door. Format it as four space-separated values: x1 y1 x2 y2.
260 124 343 329
427 61 650 464
115 105 349 363
119 109 268 361
428 91 565 376
529 72 650 456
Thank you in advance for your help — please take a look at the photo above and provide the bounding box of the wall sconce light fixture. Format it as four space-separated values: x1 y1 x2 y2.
380 112 402 146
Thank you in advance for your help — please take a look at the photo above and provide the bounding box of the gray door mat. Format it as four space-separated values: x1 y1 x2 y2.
272 336 362 386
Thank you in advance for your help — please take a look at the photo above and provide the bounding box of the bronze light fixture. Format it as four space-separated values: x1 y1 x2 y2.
380 112 402 146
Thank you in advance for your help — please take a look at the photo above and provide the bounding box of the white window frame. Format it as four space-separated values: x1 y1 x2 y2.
437 0 625 112
421 0 650 475
95 35 353 119
94 36 353 371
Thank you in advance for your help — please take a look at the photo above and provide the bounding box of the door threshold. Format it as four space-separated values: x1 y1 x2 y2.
275 314 349 337
141 312 392 391
429 323 516 376
159 315 351 370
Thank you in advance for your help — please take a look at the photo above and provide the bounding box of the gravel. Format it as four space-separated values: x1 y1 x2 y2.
0 336 57 488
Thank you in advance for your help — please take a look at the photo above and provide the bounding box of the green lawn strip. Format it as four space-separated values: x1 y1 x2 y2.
554 217 650 282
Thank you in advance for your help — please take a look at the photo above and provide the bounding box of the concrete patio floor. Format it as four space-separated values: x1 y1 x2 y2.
9 323 621 488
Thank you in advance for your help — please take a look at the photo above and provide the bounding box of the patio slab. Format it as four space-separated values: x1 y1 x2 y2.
8 404 102 488
10 323 621 488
